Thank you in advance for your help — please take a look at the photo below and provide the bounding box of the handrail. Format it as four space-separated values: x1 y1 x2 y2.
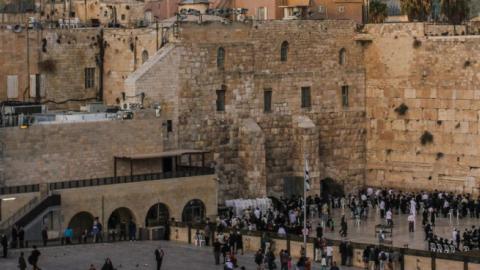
0 167 214 195
0 196 38 229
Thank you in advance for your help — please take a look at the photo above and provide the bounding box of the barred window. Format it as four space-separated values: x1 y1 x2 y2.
84 68 95 89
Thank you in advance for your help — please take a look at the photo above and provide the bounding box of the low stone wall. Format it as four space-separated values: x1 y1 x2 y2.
170 225 480 270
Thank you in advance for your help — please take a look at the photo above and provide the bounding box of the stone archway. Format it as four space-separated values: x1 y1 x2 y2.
68 211 94 238
107 207 136 239
145 203 170 227
182 199 205 224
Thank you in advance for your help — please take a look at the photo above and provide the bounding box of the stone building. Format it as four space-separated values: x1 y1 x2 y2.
125 20 367 200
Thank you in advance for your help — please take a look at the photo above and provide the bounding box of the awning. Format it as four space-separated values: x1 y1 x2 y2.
279 0 311 7
115 149 208 160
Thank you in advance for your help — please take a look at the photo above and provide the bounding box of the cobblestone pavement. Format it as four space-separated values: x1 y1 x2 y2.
318 206 480 250
0 240 360 270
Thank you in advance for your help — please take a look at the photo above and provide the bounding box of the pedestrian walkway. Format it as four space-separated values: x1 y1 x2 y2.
0 240 361 270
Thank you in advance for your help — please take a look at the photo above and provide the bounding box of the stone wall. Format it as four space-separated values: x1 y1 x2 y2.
364 23 480 194
0 113 164 186
0 28 99 109
126 20 367 201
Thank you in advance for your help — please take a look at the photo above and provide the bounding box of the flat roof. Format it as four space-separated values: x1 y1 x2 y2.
114 149 208 160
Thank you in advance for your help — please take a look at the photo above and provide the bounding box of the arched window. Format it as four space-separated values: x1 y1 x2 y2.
142 50 149 64
280 41 289 62
182 199 206 224
217 47 225 70
339 48 347 65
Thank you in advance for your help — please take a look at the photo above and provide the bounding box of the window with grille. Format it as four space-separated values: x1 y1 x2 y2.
264 89 272 113
84 68 95 89
301 87 311 108
341 85 349 107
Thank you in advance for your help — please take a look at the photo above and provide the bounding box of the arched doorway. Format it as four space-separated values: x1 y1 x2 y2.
68 211 94 238
142 50 149 64
108 207 136 239
145 203 169 227
182 199 205 224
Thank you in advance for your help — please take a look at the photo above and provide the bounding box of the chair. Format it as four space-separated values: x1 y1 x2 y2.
436 243 443 253
429 242 436 252
443 244 450 253
450 245 456 253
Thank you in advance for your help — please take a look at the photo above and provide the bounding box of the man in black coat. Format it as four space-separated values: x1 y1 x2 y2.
213 238 221 265
154 248 165 270
28 246 41 270
339 240 347 266
1 234 8 258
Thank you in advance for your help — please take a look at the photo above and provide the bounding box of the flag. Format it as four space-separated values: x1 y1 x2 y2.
304 159 311 191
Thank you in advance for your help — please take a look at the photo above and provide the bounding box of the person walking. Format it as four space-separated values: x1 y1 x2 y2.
213 238 221 265
154 248 165 270
64 227 73 244
18 252 27 270
236 232 244 255
41 226 48 247
101 258 114 270
254 249 264 270
408 213 415 232
128 220 136 241
1 234 8 258
28 246 41 270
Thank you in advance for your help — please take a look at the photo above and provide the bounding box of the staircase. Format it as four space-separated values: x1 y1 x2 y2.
0 194 61 235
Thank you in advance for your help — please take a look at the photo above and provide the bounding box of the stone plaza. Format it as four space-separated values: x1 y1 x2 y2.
0 240 361 270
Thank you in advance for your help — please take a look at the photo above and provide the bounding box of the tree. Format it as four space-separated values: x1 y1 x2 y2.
400 0 433 21
440 0 470 24
369 0 388 23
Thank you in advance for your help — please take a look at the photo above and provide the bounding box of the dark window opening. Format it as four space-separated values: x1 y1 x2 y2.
216 86 226 111
166 120 173 132
217 47 225 70
264 89 272 113
301 87 311 108
341 85 349 107
280 41 289 62
339 48 346 65
84 67 95 88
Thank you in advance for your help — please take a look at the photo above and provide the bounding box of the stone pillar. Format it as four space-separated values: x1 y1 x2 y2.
292 116 320 195
238 118 267 198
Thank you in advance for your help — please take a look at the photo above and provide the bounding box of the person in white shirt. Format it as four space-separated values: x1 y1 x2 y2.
407 214 415 232
386 209 393 226
326 244 333 266
277 226 286 237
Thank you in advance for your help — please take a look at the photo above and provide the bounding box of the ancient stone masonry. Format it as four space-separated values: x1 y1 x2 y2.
126 20 367 201
364 23 480 194
0 112 164 186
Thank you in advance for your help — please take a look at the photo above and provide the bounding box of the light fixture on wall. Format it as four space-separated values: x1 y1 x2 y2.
2 197 16 201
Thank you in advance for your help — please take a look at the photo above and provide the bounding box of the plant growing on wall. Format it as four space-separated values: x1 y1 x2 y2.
369 0 388 23
420 131 434 145
413 38 422 48
400 0 432 22
440 0 471 24
394 103 409 115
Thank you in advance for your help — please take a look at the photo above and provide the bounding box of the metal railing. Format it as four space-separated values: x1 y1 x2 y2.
0 196 38 230
0 167 214 195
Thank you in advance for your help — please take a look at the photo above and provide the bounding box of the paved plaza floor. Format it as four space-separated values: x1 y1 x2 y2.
320 206 480 250
0 240 360 270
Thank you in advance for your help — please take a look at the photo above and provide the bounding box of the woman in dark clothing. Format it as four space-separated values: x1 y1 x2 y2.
236 233 244 255
18 252 27 270
101 258 114 270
